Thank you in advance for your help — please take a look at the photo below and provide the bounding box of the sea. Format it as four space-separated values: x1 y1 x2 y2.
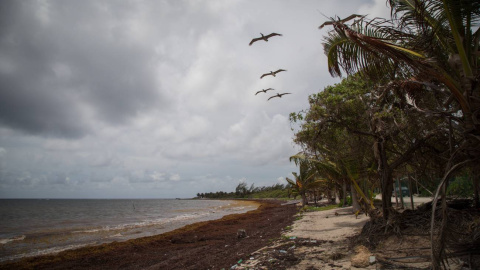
0 199 257 262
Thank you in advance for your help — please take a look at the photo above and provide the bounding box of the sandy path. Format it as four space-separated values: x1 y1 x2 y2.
285 206 369 241
286 206 370 270
236 205 372 270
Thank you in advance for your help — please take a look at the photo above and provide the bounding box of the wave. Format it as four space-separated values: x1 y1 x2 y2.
0 242 94 262
71 212 211 234
0 235 26 245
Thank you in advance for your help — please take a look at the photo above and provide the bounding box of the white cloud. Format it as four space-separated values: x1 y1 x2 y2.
169 174 181 182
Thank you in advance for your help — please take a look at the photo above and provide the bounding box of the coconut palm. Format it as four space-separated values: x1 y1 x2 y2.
322 0 479 168
290 152 375 212
286 157 324 206
321 1 480 267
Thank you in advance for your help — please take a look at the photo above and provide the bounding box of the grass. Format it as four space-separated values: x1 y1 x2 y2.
248 189 290 199
303 204 338 212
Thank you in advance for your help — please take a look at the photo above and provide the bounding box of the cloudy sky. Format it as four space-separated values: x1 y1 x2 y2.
0 0 390 199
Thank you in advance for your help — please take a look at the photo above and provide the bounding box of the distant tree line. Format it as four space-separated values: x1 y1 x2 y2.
196 182 289 199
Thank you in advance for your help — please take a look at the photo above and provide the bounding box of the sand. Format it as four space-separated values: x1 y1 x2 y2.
234 204 372 269
234 196 437 269
4 199 418 269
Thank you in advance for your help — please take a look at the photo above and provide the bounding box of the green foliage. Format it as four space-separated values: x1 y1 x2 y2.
338 196 352 207
235 182 248 197
367 190 376 201
447 177 474 198
198 182 289 199
303 204 338 212
249 189 290 199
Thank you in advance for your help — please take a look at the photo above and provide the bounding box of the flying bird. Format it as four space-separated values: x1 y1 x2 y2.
260 69 287 79
318 14 365 29
255 88 274 95
268 93 291 101
249 33 282 46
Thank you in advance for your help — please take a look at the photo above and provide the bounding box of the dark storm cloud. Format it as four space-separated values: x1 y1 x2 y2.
0 0 391 199
0 0 163 138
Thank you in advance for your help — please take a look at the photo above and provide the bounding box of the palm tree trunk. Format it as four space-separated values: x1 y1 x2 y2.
301 191 307 207
381 169 394 218
351 187 361 213
377 138 394 219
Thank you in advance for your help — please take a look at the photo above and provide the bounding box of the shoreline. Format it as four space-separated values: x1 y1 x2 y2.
0 199 297 270
0 199 259 263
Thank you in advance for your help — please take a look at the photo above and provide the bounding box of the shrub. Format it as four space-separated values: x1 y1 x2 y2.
447 177 473 198
338 196 352 207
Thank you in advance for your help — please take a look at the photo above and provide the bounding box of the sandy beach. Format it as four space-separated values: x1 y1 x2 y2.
233 196 442 270
1 199 414 269
234 205 371 270
0 200 297 270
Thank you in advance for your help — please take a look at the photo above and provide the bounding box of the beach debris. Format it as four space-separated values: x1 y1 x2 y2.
237 229 247 239
289 236 297 240
351 245 371 268
279 250 287 254
237 259 243 264
250 257 254 260
230 264 237 269
369 255 376 264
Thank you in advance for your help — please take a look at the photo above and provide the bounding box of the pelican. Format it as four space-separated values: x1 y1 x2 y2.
319 14 365 29
260 69 287 79
249 33 282 46
268 93 291 101
255 88 274 95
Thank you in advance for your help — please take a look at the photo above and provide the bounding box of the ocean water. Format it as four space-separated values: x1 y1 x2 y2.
0 199 257 262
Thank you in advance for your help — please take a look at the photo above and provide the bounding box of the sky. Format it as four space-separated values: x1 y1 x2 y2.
0 0 390 199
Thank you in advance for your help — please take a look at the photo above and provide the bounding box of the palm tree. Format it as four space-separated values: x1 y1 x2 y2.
290 152 375 212
286 157 324 206
322 0 479 173
321 1 480 267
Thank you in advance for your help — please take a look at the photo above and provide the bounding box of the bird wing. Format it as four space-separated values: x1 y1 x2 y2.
255 90 263 95
265 88 274 92
318 14 364 29
260 73 271 79
274 69 287 74
279 93 291 97
267 95 278 101
249 37 261 46
265 33 282 38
